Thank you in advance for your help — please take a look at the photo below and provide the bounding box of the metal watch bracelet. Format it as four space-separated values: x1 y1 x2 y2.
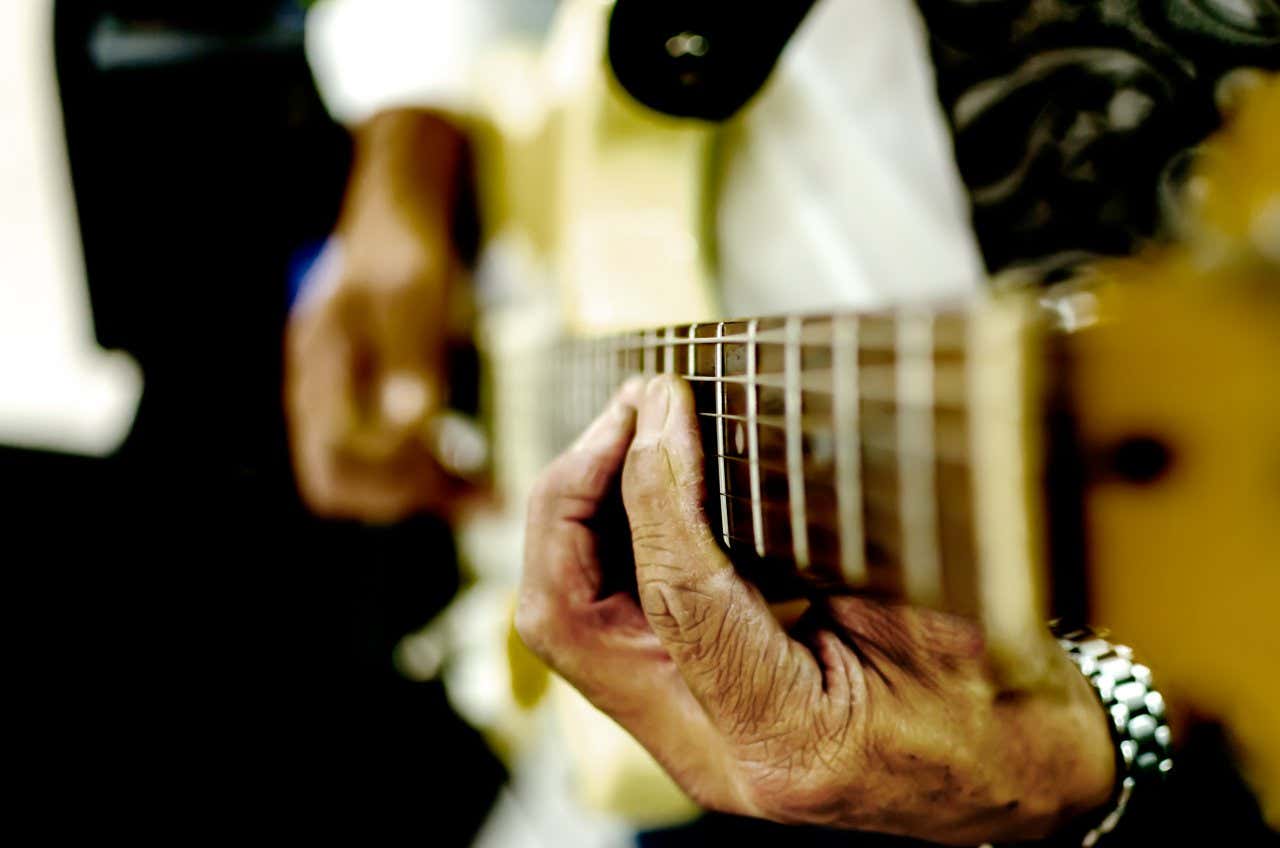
1052 625 1174 847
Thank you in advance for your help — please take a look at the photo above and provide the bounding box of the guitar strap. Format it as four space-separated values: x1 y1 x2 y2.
607 0 818 122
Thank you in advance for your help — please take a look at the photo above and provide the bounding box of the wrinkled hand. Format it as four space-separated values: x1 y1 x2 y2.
517 375 1116 845
286 110 479 523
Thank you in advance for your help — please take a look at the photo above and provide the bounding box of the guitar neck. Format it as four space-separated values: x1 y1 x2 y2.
547 295 1054 624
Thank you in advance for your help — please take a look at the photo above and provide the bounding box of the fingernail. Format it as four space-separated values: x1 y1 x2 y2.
637 376 671 437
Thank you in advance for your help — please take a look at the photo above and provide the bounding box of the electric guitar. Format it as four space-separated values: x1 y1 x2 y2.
405 1 1280 830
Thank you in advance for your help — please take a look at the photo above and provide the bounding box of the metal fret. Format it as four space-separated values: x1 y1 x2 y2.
897 311 943 607
784 316 810 570
614 335 624 391
645 368 966 405
581 339 591 429
602 322 965 351
572 339 580 431
834 315 866 584
746 319 766 558
592 338 602 412
715 323 731 548
546 307 979 595
607 340 614 400
604 338 613 398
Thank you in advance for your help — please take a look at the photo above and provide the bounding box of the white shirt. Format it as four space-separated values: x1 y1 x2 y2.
305 0 986 317
714 0 985 315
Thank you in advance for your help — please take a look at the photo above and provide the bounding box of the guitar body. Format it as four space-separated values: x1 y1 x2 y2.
1067 263 1280 819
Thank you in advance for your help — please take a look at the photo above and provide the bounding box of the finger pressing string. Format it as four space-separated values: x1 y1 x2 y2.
622 376 818 739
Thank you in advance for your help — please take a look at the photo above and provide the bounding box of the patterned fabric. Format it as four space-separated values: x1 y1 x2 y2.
914 0 1280 276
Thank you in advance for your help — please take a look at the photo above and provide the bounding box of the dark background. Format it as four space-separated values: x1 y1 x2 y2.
3 1 503 840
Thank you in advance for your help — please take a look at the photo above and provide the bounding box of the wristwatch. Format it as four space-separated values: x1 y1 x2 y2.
1052 625 1174 846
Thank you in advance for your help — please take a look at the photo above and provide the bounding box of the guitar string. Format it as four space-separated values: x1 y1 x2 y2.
545 320 962 596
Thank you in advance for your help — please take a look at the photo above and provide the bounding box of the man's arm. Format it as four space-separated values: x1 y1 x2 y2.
285 108 475 522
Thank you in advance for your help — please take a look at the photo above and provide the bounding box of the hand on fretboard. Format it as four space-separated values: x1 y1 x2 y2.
548 310 991 616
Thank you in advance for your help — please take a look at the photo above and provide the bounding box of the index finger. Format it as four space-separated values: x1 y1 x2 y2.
621 376 823 738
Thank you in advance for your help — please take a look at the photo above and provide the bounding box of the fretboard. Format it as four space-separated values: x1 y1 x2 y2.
547 300 1049 617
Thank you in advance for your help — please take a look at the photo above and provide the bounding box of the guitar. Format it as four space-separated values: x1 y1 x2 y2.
402 0 1280 831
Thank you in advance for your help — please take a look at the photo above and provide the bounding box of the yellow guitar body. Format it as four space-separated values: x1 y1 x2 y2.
1070 262 1280 822
1064 82 1280 821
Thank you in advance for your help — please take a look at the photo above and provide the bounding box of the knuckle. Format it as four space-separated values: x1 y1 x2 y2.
629 519 681 567
526 464 565 522
638 573 713 632
637 579 682 638
513 594 555 659
527 456 602 525
572 454 615 501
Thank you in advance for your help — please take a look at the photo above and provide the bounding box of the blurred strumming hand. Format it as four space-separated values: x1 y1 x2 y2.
517 375 1117 846
286 109 479 523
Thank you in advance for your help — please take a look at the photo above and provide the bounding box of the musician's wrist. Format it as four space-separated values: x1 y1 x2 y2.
967 647 1118 845
1060 656 1123 818
342 107 472 257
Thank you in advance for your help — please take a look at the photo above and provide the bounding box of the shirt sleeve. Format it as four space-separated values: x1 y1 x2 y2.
305 0 526 126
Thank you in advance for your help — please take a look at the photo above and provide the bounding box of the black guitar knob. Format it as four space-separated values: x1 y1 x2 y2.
607 0 818 122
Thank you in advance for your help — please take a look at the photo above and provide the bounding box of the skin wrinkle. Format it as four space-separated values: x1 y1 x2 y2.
732 637 766 737
629 521 680 555
517 375 1115 845
830 621 898 695
710 604 740 698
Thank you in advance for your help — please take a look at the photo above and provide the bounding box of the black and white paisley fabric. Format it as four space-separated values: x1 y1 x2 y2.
914 0 1280 277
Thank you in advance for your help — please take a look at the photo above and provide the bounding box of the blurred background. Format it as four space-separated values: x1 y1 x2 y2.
1 0 503 840
6 0 1277 843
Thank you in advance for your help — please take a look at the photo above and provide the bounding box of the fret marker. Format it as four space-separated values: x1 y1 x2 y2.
833 315 866 585
784 316 811 570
